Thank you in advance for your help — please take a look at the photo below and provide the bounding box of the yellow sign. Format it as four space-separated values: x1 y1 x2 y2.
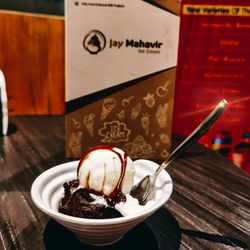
183 5 250 16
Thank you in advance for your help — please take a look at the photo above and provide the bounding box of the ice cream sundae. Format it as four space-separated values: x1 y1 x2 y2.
59 145 151 219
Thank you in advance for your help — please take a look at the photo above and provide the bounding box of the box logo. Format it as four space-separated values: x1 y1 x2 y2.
83 30 106 54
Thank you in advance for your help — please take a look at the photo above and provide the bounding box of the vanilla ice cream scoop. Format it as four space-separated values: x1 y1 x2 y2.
77 146 135 197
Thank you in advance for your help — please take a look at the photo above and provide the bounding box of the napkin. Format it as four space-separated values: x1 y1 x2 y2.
0 70 8 135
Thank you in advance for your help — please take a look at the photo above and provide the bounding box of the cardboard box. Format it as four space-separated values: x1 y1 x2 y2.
65 0 180 159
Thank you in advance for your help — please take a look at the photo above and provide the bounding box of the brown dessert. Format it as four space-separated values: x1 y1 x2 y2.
59 179 125 219
58 145 135 219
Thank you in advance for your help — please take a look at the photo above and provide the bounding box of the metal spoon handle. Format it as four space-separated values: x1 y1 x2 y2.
155 99 227 176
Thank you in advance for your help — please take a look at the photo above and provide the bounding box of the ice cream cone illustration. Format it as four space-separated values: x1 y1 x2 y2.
156 103 168 128
130 102 141 120
83 113 95 137
69 131 83 157
100 98 116 121
141 113 150 135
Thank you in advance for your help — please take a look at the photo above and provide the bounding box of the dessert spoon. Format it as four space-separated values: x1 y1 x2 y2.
130 99 227 205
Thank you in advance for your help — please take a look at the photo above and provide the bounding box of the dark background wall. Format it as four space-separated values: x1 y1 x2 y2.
0 0 64 15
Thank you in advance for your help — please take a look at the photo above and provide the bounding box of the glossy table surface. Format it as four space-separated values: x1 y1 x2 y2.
0 116 249 250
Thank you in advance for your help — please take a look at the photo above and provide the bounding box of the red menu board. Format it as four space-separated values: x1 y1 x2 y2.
173 0 250 174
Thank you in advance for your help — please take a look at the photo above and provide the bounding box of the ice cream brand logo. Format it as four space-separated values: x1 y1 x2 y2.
109 39 163 51
83 30 163 54
83 30 106 54
98 121 131 143
109 38 163 55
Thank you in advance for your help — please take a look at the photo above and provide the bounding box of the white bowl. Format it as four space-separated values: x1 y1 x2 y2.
31 159 173 246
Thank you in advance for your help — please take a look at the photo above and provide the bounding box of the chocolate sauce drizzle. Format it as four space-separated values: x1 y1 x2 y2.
77 145 128 206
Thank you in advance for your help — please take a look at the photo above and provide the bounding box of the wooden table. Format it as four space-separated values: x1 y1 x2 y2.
0 116 249 250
